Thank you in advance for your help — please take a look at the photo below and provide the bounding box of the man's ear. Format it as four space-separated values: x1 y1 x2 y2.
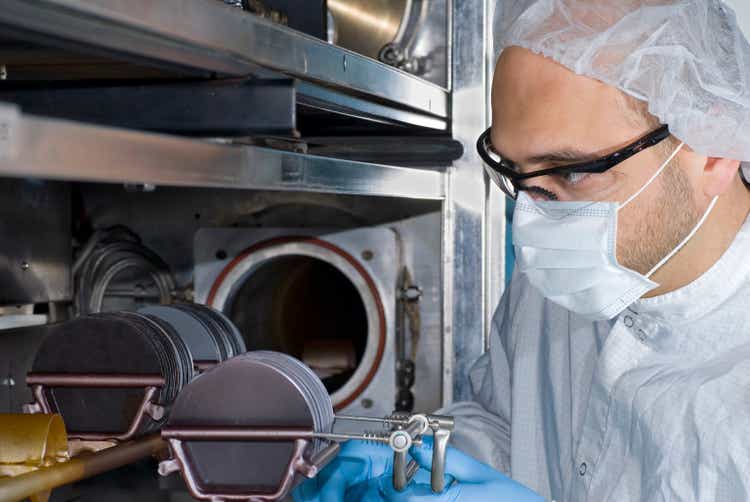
702 157 741 197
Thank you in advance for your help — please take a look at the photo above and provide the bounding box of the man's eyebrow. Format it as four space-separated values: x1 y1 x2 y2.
491 142 601 166
525 150 601 165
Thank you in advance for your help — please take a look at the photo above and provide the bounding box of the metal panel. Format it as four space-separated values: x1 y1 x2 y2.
0 179 71 304
0 323 51 413
442 0 494 403
0 104 445 200
484 3 507 346
193 227 399 418
297 81 447 131
76 185 440 288
0 0 448 121
389 212 444 413
0 79 296 136
408 0 450 88
187 212 444 414
485 183 507 350
0 75 445 133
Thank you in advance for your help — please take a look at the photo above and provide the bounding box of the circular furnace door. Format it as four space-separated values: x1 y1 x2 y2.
207 237 386 410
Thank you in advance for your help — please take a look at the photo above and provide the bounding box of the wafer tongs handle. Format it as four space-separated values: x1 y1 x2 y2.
428 415 455 493
392 420 422 491
333 412 454 493
299 441 341 479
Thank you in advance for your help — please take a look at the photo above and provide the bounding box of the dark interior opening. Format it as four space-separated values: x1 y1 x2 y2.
227 255 368 394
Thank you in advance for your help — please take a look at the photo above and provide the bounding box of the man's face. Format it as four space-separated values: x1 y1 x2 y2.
491 47 701 274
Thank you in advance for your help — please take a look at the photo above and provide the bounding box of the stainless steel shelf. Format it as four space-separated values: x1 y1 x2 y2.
0 0 448 129
0 104 444 200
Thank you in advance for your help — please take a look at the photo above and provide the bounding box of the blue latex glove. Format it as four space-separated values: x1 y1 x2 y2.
355 437 547 502
293 440 398 502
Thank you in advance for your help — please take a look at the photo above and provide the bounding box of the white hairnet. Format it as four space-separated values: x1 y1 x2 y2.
494 0 750 162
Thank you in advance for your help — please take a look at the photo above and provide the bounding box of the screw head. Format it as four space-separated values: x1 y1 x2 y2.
389 430 412 453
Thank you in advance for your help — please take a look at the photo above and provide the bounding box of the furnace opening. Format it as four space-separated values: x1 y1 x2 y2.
226 255 368 394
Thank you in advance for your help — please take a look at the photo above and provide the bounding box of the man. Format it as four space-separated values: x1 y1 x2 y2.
296 1 750 500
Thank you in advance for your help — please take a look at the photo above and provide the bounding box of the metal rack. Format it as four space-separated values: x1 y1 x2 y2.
0 0 448 131
0 0 498 408
0 104 444 199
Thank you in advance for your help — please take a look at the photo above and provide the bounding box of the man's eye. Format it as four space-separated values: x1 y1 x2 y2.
561 171 589 185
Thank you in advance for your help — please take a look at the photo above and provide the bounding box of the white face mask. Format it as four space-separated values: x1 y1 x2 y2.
512 142 719 320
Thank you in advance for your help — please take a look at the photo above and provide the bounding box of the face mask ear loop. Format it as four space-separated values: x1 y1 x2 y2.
645 195 719 278
620 142 685 210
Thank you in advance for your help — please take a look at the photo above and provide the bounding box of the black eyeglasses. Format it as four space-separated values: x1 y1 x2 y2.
476 125 671 199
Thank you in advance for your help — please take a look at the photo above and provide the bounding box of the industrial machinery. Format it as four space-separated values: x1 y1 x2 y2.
194 227 399 416
158 351 455 500
4 311 454 502
0 0 494 499
23 306 245 441
218 0 443 83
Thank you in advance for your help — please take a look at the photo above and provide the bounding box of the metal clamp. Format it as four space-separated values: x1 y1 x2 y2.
426 414 454 492
159 426 341 501
334 412 455 493
156 412 454 500
24 373 166 442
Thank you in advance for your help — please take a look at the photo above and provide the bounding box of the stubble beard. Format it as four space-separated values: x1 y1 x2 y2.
618 160 701 276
